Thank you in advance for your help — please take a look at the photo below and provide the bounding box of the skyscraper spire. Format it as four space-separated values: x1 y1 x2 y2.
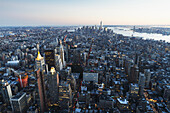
36 51 43 61
35 51 45 69
50 67 56 74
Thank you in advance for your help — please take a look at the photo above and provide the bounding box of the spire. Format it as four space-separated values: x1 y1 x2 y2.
50 67 56 74
36 51 43 60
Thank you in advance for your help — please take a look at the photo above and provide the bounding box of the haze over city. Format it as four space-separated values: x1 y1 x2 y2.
1 0 170 26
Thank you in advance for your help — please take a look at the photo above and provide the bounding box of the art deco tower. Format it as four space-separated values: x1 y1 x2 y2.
35 51 45 69
35 51 47 113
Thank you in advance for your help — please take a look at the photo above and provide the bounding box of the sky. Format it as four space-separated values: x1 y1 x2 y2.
0 0 170 26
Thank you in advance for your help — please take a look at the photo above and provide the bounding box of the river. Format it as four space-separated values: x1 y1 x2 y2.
108 27 170 43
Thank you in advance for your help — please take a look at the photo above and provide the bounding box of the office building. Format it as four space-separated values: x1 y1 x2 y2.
55 54 63 71
117 97 129 112
44 49 55 71
35 69 47 113
59 40 66 68
130 83 139 98
18 74 28 88
47 67 59 104
163 85 170 102
5 60 20 68
99 21 103 30
144 69 151 88
83 73 98 84
59 81 72 109
138 73 145 96
10 92 27 113
0 79 12 105
128 65 138 83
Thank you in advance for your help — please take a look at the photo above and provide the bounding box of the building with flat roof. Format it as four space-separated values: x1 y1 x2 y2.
10 92 27 113
117 97 129 112
83 73 98 84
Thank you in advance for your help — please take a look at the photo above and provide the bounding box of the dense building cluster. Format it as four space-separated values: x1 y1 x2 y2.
0 24 170 113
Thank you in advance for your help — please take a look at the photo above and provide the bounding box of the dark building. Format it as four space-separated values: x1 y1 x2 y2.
44 49 55 71
47 67 59 104
117 97 129 112
128 65 138 83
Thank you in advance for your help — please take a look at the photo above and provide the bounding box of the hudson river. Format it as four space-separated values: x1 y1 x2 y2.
109 27 170 43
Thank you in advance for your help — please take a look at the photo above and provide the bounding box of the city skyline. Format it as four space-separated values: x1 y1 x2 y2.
1 0 170 26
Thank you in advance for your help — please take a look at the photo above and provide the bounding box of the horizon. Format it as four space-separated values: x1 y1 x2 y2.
1 0 170 26
1 24 170 27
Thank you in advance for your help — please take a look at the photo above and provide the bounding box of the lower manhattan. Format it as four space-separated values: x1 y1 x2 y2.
0 0 170 113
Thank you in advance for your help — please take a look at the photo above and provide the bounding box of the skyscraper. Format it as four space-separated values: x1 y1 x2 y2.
44 49 55 71
144 69 151 88
55 54 63 71
128 64 139 83
99 21 103 30
35 69 47 113
59 81 72 109
35 51 45 69
35 51 47 113
60 40 66 68
56 38 59 46
47 67 59 104
130 83 139 98
10 92 27 113
138 73 145 96
18 74 28 88
0 79 12 105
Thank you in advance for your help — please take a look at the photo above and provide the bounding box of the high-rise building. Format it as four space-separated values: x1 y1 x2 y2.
138 73 145 96
104 27 107 32
60 40 66 68
55 54 63 71
59 81 72 109
10 92 27 113
128 64 138 83
35 51 45 69
0 79 12 105
99 21 103 30
144 69 151 88
56 38 59 46
130 83 139 98
47 67 59 104
163 85 170 102
83 73 98 84
65 44 68 62
18 74 28 88
117 97 129 112
36 68 47 113
44 49 55 71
